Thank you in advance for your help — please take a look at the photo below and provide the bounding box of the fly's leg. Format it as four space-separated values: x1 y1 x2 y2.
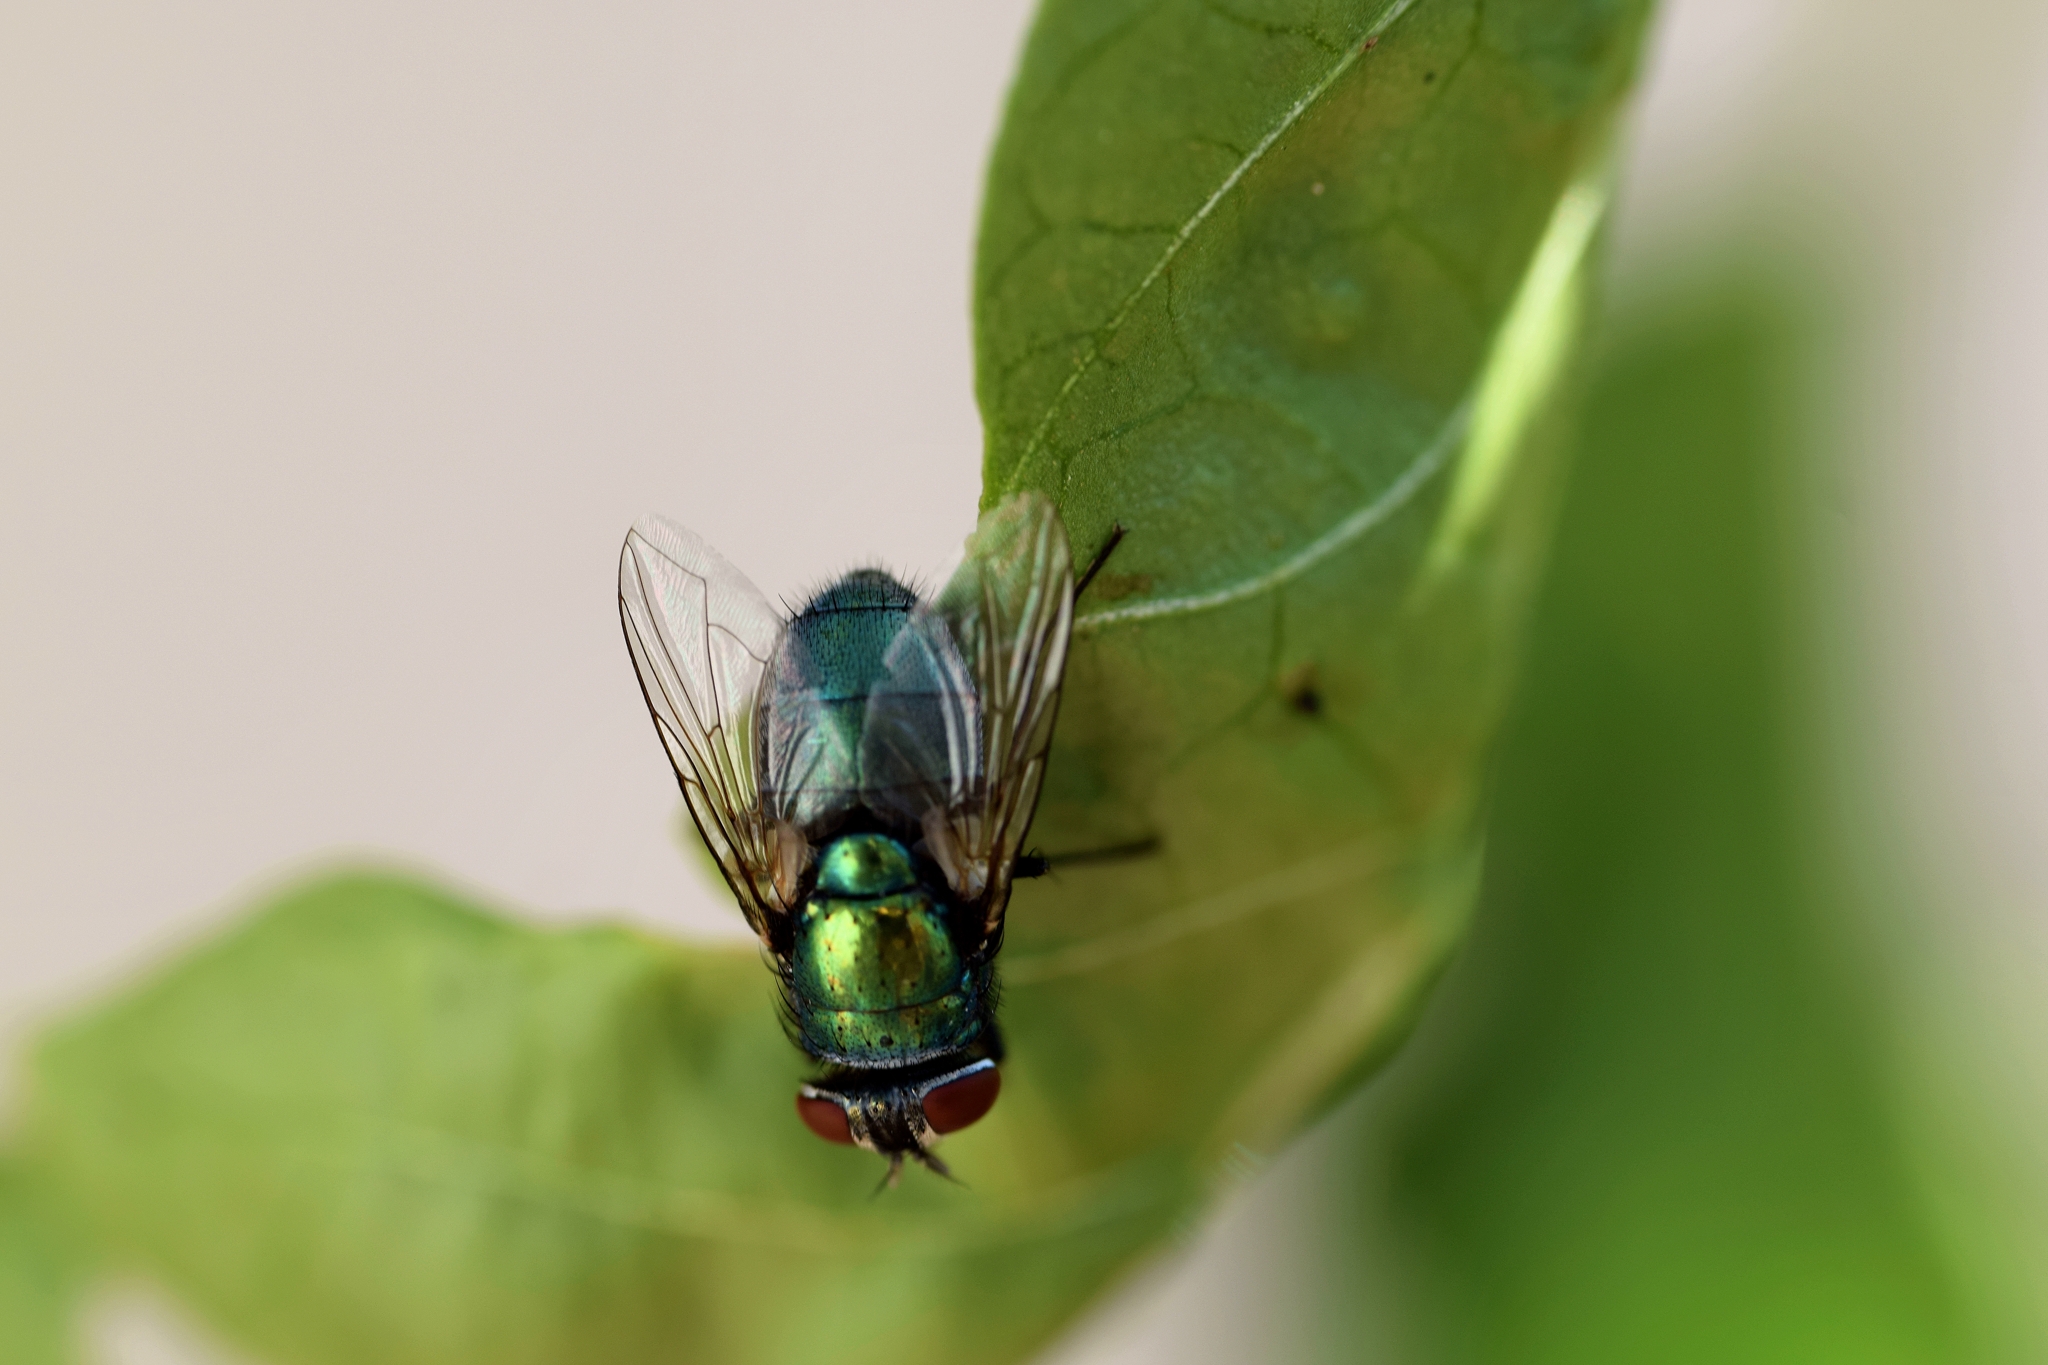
1016 836 1161 877
1074 523 1126 601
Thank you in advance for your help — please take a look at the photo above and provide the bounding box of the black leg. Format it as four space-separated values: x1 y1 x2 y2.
1024 836 1161 872
1074 523 1127 601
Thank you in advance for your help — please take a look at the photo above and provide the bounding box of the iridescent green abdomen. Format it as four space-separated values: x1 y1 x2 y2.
788 832 982 1065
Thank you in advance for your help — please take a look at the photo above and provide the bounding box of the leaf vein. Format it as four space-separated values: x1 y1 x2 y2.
1199 0 1346 53
1073 397 1469 634
1002 0 1428 490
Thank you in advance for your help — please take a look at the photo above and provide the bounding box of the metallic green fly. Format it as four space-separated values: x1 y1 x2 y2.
619 494 1077 1182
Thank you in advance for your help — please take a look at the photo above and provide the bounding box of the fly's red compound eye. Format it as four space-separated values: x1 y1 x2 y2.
921 1066 1000 1135
796 1092 855 1145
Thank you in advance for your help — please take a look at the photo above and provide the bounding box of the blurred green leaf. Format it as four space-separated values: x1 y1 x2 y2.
26 876 1181 1364
1354 273 1975 1362
0 1157 86 1365
19 2 1651 1362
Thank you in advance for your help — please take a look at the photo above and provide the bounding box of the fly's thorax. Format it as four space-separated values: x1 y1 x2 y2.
813 829 917 898
787 831 985 1065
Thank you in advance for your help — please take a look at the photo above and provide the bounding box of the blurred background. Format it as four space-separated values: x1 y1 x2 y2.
3 0 2044 1361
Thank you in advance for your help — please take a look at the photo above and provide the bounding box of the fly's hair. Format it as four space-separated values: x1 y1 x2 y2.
980 969 1005 1037
766 950 807 1050
772 981 807 1052
777 559 932 617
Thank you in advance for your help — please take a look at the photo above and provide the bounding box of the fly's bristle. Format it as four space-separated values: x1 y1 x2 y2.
786 566 921 619
770 981 806 1049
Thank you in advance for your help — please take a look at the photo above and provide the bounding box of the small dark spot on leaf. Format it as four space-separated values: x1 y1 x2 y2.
1424 71 1436 83
1084 571 1154 602
1281 662 1322 716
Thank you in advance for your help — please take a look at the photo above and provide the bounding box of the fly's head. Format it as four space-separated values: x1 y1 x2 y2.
795 1059 1001 1184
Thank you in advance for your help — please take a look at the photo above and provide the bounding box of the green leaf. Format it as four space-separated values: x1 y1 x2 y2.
979 0 1648 1172
0 1158 88 1365
20 1 1653 1361
26 876 1183 1365
1353 272 1978 1361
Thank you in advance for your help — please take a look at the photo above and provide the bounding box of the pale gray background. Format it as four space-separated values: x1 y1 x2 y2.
3 1 2044 1360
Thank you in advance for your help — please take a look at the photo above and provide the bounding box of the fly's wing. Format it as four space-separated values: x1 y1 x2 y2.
759 638 875 835
859 608 981 833
864 492 1073 940
619 515 789 943
758 575 920 835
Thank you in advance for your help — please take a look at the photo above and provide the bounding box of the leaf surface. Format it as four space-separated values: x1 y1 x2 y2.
979 0 1647 1180
19 1 1652 1361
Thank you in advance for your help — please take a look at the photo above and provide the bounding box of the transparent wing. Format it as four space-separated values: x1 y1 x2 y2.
864 492 1073 939
760 642 877 834
759 661 851 833
759 574 920 834
619 515 790 942
860 608 981 828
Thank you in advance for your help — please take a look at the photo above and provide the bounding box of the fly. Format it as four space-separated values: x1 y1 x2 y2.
618 494 1075 1182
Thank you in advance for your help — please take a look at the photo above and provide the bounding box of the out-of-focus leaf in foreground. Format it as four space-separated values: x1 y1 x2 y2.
1348 273 1975 1362
28 878 1170 1364
14 2 1650 1362
0 1158 86 1365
